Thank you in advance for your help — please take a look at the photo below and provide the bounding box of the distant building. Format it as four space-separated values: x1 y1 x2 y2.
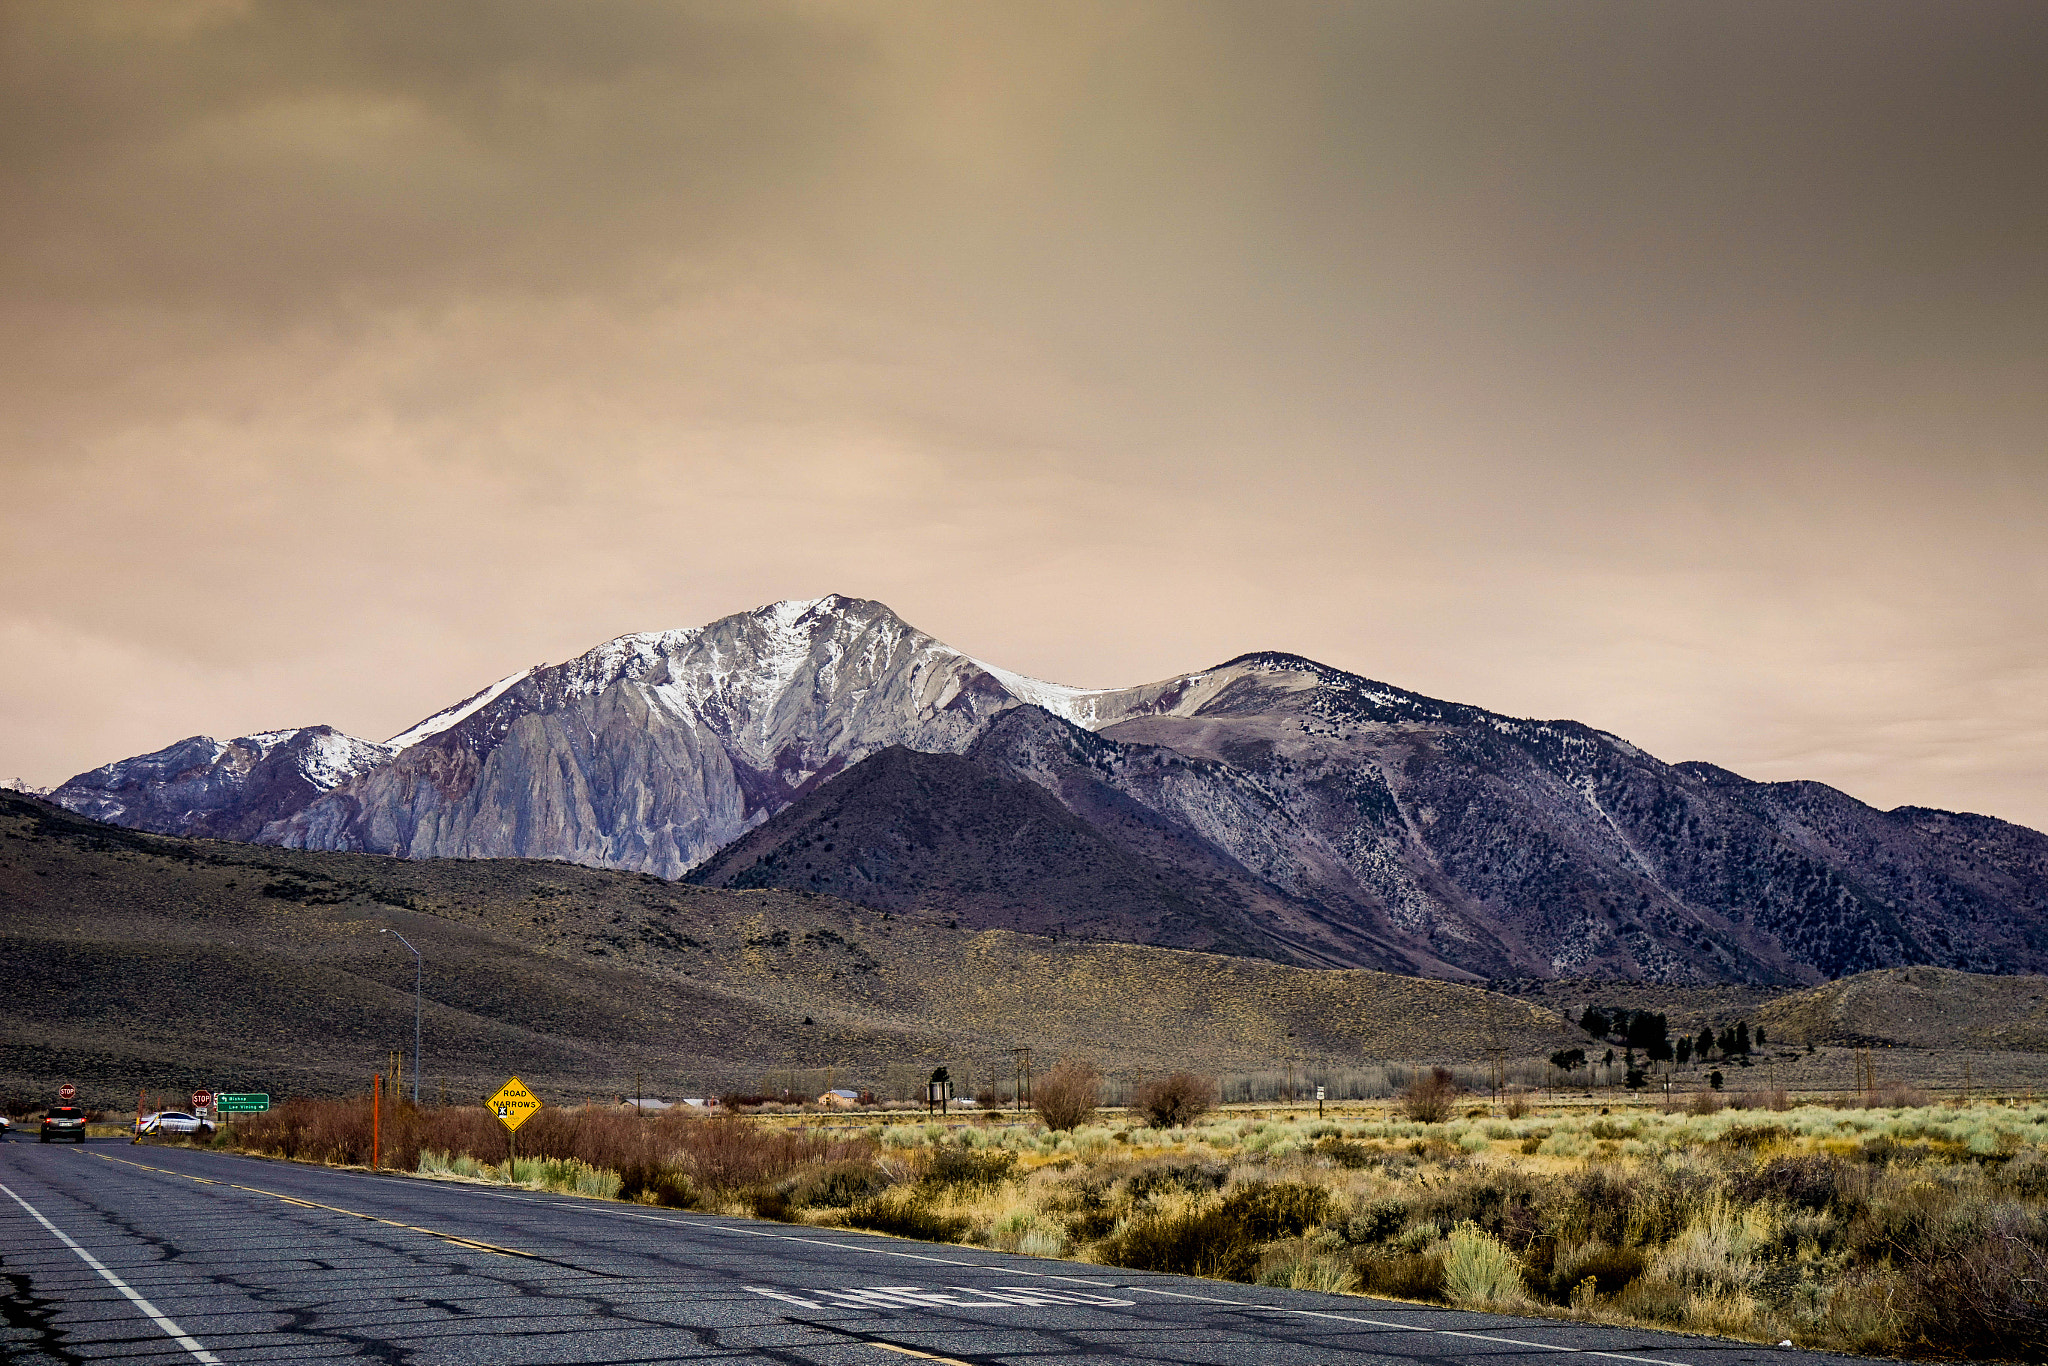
817 1089 860 1109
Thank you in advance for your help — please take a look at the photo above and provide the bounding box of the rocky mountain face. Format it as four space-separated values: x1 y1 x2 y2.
51 726 393 842
51 596 2048 984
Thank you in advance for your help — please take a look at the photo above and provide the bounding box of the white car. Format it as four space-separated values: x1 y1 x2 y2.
135 1110 214 1136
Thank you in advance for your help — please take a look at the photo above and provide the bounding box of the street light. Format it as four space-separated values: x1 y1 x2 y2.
379 928 422 1105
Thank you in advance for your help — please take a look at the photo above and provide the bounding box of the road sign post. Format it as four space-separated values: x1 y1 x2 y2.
488 1077 541 1163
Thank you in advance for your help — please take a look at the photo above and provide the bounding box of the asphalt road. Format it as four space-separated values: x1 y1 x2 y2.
1 1136 1871 1365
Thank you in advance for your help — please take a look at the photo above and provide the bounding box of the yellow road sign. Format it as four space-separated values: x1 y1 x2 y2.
487 1077 541 1132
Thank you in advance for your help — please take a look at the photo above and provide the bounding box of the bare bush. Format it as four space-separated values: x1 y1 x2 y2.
1401 1067 1457 1123
220 1096 874 1206
1502 1087 1534 1120
1133 1071 1219 1129
1858 1082 1931 1109
1033 1059 1101 1131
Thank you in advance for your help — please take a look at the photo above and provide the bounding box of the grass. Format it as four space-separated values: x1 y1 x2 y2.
172 1092 2048 1361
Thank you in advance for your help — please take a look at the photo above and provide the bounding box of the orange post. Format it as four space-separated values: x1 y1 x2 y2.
372 1073 382 1170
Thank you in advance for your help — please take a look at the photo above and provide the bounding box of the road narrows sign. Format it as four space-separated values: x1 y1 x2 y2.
488 1077 541 1132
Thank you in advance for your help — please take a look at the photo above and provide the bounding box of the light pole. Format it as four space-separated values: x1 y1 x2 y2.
380 928 422 1105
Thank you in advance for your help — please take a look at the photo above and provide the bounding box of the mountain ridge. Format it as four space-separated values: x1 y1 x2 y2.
49 594 2048 985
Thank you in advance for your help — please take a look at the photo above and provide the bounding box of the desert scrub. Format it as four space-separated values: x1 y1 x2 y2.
211 1094 2048 1359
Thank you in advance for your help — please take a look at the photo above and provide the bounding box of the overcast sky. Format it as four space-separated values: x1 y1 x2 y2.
4 0 2044 829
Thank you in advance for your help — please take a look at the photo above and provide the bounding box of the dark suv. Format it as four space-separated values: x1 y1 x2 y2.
40 1107 88 1143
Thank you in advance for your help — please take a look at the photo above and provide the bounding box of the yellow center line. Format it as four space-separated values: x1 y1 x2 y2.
870 1344 974 1366
89 1151 538 1260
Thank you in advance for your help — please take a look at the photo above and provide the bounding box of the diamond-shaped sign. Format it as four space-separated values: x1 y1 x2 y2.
488 1077 542 1132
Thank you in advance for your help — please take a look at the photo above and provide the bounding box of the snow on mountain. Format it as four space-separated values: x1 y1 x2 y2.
388 668 534 748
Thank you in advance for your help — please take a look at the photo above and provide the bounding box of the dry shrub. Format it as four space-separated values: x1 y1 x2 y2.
1033 1059 1100 1132
1401 1067 1457 1124
843 1188 971 1242
1888 1205 2048 1358
1133 1071 1219 1129
1443 1222 1530 1307
920 1147 1017 1191
1731 1153 1864 1213
1762 1087 1793 1112
1502 1087 1534 1120
1344 1198 1409 1246
1547 1242 1645 1303
1095 1207 1260 1280
1356 1249 1447 1301
1684 1090 1724 1116
1219 1180 1331 1242
1316 1137 1377 1170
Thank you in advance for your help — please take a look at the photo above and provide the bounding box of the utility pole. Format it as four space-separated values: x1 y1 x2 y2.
1011 1047 1032 1114
380 928 423 1105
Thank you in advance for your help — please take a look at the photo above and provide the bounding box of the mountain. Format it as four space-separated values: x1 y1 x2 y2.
687 709 1474 977
51 726 393 842
50 595 2048 985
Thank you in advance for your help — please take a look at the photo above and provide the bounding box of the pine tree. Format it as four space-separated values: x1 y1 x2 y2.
1580 1006 1609 1036
1697 1026 1715 1059
1648 1012 1673 1063
1735 1020 1751 1055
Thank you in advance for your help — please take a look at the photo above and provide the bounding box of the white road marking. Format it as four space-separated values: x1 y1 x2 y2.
742 1284 1136 1310
0 1178 224 1365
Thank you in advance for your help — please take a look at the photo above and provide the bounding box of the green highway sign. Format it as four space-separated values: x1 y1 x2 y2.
215 1093 270 1113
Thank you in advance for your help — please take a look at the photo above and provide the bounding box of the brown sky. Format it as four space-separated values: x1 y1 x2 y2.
4 1 2045 829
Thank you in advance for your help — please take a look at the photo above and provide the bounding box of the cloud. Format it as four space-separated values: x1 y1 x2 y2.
2 0 2045 827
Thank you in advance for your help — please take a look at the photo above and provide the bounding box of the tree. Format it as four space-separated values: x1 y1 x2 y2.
1602 1048 1616 1084
1549 1047 1587 1080
1697 1026 1716 1060
1754 1023 1767 1048
1734 1021 1751 1055
1132 1072 1218 1129
1032 1059 1100 1131
1645 1012 1673 1063
1625 1066 1648 1091
1401 1067 1458 1123
1579 1007 1610 1037
1675 1037 1693 1066
1708 1070 1724 1091
1717 1025 1737 1056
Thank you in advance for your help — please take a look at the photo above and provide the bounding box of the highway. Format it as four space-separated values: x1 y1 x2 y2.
2 1136 1865 1365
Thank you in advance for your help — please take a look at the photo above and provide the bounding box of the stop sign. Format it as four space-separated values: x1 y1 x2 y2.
192 1089 213 1109
58 1083 75 1101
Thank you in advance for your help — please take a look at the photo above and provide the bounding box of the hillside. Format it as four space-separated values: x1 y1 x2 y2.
0 790 1575 1109
1758 965 2048 1052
